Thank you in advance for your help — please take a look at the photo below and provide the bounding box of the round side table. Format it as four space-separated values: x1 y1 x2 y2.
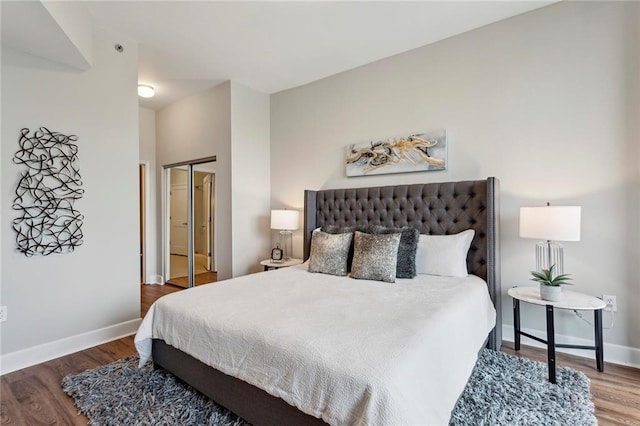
507 286 606 383
260 258 303 271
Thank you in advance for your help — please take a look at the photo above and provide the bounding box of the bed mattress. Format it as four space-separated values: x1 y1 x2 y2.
135 263 496 425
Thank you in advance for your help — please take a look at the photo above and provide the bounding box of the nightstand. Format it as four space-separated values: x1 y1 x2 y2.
508 286 606 383
260 258 303 271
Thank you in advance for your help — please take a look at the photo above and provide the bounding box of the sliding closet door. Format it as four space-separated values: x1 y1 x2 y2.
166 166 193 288
164 157 216 288
193 161 217 282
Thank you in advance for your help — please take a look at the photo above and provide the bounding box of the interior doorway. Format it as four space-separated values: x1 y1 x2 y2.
164 158 217 288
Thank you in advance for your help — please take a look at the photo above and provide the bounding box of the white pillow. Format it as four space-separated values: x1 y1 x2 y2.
415 229 475 277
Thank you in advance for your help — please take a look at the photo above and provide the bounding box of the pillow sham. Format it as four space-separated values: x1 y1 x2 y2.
415 229 475 277
367 225 419 278
308 229 353 276
350 231 401 283
320 224 368 271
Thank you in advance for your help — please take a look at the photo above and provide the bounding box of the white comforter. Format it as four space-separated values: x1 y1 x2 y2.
135 263 496 426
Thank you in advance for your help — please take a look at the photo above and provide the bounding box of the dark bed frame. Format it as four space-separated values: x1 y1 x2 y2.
153 177 501 426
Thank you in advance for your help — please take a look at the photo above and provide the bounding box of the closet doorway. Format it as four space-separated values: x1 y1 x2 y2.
164 157 217 288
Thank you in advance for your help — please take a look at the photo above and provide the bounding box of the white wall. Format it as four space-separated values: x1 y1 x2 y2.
0 0 4 331
230 82 271 274
155 81 271 279
41 1 93 68
271 2 640 364
1 31 140 371
156 82 233 280
139 106 160 283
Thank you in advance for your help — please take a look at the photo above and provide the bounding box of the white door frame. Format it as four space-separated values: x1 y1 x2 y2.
140 161 162 284
162 167 171 283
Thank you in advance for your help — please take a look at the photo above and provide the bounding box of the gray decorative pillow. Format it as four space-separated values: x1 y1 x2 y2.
321 224 368 271
350 231 401 283
308 229 353 276
367 225 419 279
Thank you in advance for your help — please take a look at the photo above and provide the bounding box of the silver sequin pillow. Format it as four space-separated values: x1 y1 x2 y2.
350 231 401 283
308 229 353 276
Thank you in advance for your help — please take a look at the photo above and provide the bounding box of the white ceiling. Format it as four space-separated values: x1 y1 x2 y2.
85 1 557 110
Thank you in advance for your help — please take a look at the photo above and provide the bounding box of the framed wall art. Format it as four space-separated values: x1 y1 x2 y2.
346 129 447 177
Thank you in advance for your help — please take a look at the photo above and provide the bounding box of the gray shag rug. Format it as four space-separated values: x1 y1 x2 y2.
62 349 596 426
450 349 596 425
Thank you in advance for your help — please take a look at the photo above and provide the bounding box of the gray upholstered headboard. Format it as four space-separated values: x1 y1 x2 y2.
303 177 501 350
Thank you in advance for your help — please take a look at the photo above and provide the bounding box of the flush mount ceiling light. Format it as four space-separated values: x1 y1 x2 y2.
138 84 155 98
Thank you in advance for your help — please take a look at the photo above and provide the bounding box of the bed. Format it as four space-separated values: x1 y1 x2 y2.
135 177 501 426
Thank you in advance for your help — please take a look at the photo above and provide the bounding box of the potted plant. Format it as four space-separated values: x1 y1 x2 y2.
530 264 572 302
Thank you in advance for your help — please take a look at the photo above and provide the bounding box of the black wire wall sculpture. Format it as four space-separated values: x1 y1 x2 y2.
12 127 84 256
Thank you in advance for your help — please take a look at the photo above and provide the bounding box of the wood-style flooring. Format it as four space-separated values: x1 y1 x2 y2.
2 284 639 425
0 336 137 425
165 271 218 288
140 282 183 317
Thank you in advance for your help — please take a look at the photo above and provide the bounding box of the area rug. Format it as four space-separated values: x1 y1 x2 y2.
62 348 596 426
450 349 596 425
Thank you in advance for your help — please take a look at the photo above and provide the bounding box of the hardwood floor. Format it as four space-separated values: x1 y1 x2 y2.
165 271 218 288
2 284 639 425
0 336 137 425
140 283 182 317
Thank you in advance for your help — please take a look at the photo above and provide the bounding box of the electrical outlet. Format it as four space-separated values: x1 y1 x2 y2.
0 306 7 323
602 295 617 312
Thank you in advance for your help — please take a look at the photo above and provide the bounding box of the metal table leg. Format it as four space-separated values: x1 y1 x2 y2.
513 298 521 351
595 309 604 372
546 305 556 384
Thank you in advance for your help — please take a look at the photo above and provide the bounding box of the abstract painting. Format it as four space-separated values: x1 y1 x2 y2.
12 127 84 256
346 129 447 177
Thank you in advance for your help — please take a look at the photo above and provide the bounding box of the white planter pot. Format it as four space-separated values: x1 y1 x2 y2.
539 284 562 302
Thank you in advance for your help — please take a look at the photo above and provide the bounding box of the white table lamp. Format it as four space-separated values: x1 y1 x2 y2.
520 204 581 275
270 209 299 261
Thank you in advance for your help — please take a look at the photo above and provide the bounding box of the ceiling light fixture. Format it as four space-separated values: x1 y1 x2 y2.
138 84 155 98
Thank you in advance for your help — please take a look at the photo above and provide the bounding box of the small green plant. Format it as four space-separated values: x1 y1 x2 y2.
530 264 573 287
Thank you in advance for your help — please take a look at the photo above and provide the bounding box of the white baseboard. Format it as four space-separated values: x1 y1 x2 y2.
502 324 640 369
0 318 142 375
144 274 163 284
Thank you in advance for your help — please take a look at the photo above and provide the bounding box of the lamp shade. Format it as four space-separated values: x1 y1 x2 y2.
270 210 299 231
520 206 581 241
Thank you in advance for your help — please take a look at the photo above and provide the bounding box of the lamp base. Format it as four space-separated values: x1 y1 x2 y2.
279 230 293 261
535 241 564 275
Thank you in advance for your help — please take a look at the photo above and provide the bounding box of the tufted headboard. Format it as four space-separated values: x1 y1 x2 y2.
303 178 501 350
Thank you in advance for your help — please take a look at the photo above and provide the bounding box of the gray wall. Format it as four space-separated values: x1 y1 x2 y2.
156 82 233 279
156 81 271 279
1 32 140 363
271 2 640 363
230 82 271 274
139 106 160 283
